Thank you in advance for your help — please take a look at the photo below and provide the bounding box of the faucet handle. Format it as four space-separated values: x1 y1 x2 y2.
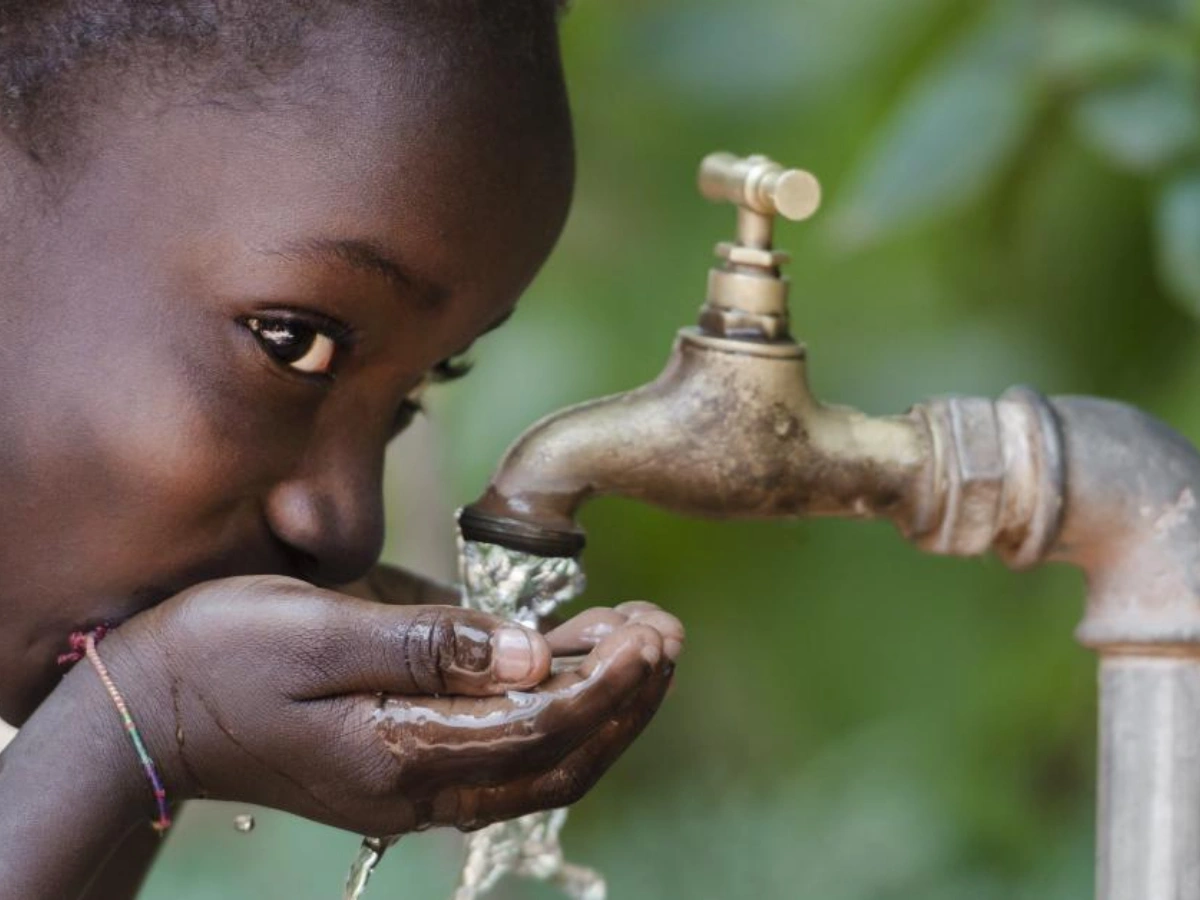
695 152 821 341
698 153 822 222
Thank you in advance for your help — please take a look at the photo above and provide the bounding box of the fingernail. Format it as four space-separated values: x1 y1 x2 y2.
663 638 684 662
492 627 537 683
641 641 662 666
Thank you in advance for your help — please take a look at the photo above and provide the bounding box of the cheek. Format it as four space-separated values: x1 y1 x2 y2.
26 311 311 529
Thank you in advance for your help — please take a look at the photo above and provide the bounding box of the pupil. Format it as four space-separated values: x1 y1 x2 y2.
259 321 314 364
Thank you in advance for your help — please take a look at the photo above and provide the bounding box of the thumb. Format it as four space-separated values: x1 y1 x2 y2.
297 598 552 698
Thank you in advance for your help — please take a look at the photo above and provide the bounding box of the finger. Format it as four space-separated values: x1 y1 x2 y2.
537 622 664 732
544 608 628 656
547 605 684 663
298 598 551 699
451 660 673 828
372 623 669 782
615 606 684 663
613 600 662 617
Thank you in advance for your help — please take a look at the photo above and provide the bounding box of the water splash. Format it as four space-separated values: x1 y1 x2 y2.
454 537 605 900
343 836 399 900
339 534 602 899
454 809 605 900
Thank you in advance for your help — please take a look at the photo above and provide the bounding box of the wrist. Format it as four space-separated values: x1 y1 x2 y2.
27 657 151 821
72 628 194 816
0 663 152 897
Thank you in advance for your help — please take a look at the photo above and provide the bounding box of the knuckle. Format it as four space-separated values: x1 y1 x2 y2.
204 574 311 600
623 621 665 649
615 600 660 615
401 607 455 693
547 764 594 808
240 574 313 596
582 608 627 629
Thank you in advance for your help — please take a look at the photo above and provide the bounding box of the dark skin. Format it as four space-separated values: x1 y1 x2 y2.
0 9 683 899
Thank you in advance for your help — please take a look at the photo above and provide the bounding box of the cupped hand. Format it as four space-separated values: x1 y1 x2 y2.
84 576 681 836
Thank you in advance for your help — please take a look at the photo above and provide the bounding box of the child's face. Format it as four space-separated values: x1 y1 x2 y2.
0 20 573 722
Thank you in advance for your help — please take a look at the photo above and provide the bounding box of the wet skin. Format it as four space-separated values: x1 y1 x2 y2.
0 7 684 898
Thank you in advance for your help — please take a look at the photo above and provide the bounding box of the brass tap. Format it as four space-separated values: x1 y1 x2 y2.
456 151 1200 900
458 153 937 557
696 153 820 342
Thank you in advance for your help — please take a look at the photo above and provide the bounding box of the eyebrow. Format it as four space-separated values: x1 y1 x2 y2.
267 237 449 310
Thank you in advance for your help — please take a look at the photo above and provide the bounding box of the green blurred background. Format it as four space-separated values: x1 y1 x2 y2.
145 0 1200 896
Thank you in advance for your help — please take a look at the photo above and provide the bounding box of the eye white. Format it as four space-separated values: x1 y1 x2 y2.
287 332 337 374
247 317 340 376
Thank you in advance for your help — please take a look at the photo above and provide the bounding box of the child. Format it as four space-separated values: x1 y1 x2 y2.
0 2 685 897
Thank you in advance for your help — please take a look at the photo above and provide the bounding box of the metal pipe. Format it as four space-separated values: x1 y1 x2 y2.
1049 397 1200 900
1099 655 1200 900
1050 397 1200 651
457 153 1200 898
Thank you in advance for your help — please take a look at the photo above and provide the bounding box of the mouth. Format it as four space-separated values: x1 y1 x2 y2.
60 584 177 658
95 584 178 628
57 531 315 665
21 546 305 725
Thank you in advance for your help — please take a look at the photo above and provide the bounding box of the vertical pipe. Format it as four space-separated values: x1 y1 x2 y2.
1098 654 1200 900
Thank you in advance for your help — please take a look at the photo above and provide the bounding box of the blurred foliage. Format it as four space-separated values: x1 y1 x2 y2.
146 0 1200 897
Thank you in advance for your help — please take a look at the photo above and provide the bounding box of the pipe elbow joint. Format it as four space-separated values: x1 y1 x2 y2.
1049 397 1200 651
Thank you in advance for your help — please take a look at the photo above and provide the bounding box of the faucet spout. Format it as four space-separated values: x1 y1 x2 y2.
459 328 934 557
460 152 942 557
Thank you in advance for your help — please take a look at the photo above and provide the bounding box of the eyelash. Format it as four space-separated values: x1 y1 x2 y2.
241 309 472 435
241 311 355 380
394 357 473 433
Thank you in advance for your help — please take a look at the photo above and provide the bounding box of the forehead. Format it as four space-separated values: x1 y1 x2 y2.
50 15 573 333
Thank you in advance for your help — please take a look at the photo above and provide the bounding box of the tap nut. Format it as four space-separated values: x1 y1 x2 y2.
716 242 792 269
917 390 1064 567
920 397 1005 557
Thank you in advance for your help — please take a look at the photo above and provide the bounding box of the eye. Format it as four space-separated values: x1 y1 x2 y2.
390 356 472 437
392 379 429 436
244 315 343 377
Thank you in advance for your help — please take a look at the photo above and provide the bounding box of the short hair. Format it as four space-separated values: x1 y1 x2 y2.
0 0 568 165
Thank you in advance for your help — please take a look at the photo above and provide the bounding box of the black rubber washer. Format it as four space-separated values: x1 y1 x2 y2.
457 506 586 559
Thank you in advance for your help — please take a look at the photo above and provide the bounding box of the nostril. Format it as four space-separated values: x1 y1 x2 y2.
263 480 384 587
275 538 322 585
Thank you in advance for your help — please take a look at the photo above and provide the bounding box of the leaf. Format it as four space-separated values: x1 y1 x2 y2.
631 0 953 110
1039 5 1190 87
1074 66 1200 173
1156 171 1200 316
831 7 1039 249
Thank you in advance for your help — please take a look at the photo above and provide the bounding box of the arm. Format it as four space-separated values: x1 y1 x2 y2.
0 661 148 899
0 576 680 897
79 818 165 900
0 561 431 900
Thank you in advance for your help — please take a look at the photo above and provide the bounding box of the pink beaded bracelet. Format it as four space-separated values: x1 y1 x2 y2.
62 629 172 834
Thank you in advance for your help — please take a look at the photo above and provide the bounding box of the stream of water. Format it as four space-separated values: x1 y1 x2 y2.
341 535 604 900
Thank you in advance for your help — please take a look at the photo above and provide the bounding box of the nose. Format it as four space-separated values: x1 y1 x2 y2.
263 439 386 587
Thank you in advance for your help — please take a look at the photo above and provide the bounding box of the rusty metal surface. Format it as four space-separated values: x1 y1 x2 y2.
458 150 1200 900
462 328 933 554
1051 397 1200 650
915 387 1064 568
